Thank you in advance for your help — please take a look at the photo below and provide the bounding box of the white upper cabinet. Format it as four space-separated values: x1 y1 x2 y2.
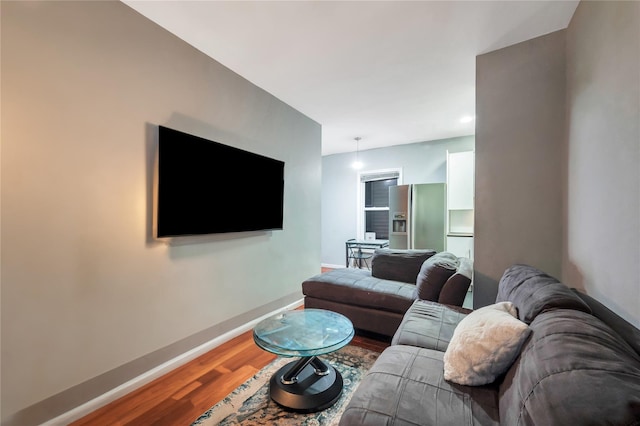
447 151 475 210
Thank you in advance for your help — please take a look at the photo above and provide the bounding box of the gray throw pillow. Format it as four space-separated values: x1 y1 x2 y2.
438 257 473 306
415 252 458 301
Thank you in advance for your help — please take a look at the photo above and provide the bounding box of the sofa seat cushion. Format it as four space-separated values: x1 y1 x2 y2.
499 309 640 425
339 345 500 426
392 299 470 351
302 268 416 314
496 264 591 324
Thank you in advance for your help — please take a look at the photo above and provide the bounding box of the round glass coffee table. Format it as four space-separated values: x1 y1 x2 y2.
253 308 355 412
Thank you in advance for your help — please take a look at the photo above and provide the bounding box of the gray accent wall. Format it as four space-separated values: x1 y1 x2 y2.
475 1 639 328
1 1 321 423
564 1 639 327
321 136 474 267
475 31 566 308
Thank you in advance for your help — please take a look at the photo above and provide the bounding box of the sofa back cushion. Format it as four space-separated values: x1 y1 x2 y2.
573 289 640 358
438 257 473 306
414 252 458 301
496 264 591 324
499 309 640 425
370 248 435 284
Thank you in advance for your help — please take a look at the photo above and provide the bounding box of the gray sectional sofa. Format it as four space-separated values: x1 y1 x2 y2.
339 264 640 425
302 249 473 337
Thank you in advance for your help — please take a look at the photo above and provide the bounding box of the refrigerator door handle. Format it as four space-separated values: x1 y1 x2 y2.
409 184 418 249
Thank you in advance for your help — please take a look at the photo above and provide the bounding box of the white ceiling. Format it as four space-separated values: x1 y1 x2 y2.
123 1 579 155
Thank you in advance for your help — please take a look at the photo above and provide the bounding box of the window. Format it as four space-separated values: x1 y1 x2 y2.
358 170 401 240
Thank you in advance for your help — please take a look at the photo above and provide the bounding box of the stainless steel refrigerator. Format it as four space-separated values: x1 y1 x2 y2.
388 183 446 251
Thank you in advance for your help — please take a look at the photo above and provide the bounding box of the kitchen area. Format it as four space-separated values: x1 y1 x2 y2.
445 150 474 259
387 150 474 260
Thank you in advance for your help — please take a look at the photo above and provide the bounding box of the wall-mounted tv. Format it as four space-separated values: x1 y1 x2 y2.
156 126 284 238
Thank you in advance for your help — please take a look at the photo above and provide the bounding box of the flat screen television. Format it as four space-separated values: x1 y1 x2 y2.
156 126 284 238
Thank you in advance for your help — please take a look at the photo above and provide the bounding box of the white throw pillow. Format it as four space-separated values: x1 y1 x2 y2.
443 301 531 386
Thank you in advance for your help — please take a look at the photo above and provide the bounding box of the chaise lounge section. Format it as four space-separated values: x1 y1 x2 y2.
302 249 473 337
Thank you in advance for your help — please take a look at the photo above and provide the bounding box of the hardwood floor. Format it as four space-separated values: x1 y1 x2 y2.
71 317 389 426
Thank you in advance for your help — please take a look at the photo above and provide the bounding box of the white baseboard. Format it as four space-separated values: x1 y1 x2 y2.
321 262 345 270
42 298 304 426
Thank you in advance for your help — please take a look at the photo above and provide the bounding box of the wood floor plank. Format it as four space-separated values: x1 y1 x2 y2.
171 381 202 401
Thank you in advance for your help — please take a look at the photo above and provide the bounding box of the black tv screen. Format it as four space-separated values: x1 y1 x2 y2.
156 126 284 238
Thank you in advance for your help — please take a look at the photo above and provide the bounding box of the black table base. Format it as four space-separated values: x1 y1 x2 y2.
269 356 343 412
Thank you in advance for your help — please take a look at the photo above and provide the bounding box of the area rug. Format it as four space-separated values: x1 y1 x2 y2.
191 345 379 426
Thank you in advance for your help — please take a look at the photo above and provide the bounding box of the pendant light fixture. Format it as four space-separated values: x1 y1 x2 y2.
352 137 363 170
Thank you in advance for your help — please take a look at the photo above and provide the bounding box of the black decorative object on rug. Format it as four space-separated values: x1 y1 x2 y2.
191 345 379 426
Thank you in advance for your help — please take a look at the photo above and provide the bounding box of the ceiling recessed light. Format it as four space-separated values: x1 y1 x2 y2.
460 115 475 123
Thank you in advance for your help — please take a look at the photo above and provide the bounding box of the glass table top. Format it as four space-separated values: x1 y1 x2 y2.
253 309 355 357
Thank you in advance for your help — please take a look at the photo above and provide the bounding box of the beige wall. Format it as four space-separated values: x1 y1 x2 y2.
474 31 566 307
564 1 640 327
1 1 321 423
